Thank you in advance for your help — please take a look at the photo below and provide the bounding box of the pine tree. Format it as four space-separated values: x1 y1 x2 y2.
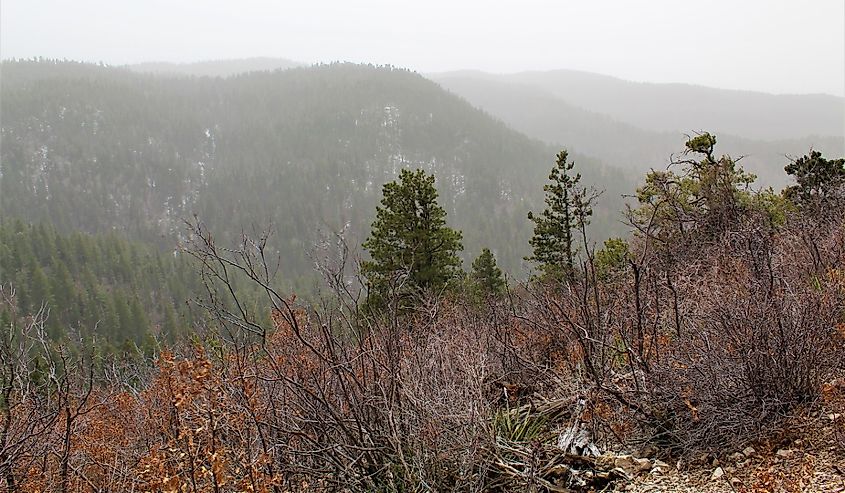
29 265 53 313
784 150 845 203
471 248 505 296
594 238 630 279
632 133 756 242
526 150 594 280
362 169 463 307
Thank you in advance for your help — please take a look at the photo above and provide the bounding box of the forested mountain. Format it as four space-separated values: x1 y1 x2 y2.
0 219 203 348
128 57 303 77
434 75 844 188
1 59 844 493
1 60 633 288
432 69 845 141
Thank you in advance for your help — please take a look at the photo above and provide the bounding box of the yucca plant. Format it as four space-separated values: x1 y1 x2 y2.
492 406 548 444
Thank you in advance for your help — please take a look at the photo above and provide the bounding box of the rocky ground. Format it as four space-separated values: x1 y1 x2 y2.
615 379 845 493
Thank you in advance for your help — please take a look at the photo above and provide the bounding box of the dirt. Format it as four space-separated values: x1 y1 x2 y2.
617 380 845 493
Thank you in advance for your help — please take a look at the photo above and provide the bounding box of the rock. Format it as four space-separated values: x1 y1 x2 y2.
729 452 745 462
607 455 652 475
828 413 842 421
638 444 658 457
612 455 636 473
776 449 794 458
731 477 742 485
742 446 757 457
690 453 708 466
711 467 725 480
651 460 671 474
633 457 652 472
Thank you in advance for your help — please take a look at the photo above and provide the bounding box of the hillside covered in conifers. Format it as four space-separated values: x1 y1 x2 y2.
1 60 634 291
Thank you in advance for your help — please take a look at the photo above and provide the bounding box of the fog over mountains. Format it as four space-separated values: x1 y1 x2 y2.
128 57 303 78
1 57 840 291
434 69 843 139
432 72 844 188
3 2 845 487
125 57 845 189
6 58 841 275
2 60 639 292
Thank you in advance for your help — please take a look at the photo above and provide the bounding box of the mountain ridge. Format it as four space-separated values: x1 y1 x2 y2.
127 57 304 77
431 69 844 141
434 74 844 189
1 60 633 286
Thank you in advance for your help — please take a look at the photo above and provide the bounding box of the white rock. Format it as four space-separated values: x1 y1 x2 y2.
742 446 757 457
651 459 671 474
711 467 725 480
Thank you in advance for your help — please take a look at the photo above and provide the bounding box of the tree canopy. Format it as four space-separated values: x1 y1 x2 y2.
471 248 506 296
784 150 845 204
362 169 463 308
526 150 594 280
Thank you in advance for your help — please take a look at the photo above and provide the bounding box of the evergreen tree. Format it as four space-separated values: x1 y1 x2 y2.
362 169 463 307
784 150 845 203
526 150 593 280
471 248 505 296
29 265 52 313
594 237 630 279
50 259 75 317
632 133 756 243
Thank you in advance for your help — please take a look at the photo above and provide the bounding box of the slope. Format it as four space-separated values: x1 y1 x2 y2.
432 69 844 142
1 60 635 287
0 219 205 347
434 74 844 188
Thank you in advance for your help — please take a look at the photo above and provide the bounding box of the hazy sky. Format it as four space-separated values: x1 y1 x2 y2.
2 0 843 96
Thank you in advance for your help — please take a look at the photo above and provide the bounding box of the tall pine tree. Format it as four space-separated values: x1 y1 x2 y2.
362 169 463 308
526 150 594 280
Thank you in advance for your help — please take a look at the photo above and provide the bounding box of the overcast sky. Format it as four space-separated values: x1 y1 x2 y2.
2 0 843 96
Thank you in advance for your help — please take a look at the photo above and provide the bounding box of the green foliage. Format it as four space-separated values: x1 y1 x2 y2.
747 187 792 227
0 219 202 347
783 150 845 203
471 248 506 297
631 133 756 243
685 132 718 156
526 150 594 280
492 407 548 443
594 238 630 279
0 59 628 287
362 169 463 308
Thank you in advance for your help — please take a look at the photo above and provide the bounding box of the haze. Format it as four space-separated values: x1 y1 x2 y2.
2 0 843 96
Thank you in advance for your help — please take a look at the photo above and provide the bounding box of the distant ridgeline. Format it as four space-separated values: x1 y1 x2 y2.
0 60 632 287
433 73 845 189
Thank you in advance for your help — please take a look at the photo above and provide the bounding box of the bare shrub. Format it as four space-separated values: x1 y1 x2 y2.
520 206 845 457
